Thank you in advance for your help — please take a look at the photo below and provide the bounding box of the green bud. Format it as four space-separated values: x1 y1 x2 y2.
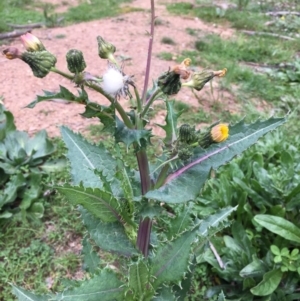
178 146 193 161
97 36 116 62
179 124 196 144
66 49 86 73
21 50 57 78
157 70 181 95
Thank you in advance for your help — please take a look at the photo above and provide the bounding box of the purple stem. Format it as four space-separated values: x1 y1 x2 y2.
136 217 152 258
141 0 155 104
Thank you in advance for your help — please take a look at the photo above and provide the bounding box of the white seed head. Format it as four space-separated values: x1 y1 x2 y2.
102 67 125 96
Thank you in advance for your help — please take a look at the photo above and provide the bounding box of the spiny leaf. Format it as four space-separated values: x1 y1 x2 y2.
11 285 52 301
82 236 100 274
55 184 122 223
55 269 124 301
166 203 194 239
115 118 152 150
26 85 89 108
127 260 154 301
146 116 286 203
153 286 177 300
151 228 197 288
199 206 237 237
60 126 117 189
81 208 138 256
157 100 181 146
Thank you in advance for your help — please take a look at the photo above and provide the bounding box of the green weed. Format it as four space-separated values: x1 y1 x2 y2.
161 36 176 45
63 0 131 23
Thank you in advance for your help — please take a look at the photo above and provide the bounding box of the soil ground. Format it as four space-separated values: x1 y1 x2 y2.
0 0 236 137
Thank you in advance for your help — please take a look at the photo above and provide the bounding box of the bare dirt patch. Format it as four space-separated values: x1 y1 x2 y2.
0 0 236 137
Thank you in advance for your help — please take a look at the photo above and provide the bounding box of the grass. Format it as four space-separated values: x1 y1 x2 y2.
0 0 133 33
63 0 132 23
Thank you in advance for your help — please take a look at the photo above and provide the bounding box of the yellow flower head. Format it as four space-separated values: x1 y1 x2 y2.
210 123 229 143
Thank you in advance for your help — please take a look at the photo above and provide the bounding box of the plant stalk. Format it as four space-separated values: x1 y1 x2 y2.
141 0 155 104
141 88 162 118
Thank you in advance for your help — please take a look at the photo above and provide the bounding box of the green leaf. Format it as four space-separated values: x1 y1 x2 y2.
0 104 16 141
60 126 117 189
19 173 42 210
166 203 194 239
115 118 152 150
250 269 283 296
55 269 124 301
128 260 154 301
81 102 115 133
254 214 300 243
153 286 177 300
55 184 122 223
157 100 181 146
199 207 237 236
28 202 44 219
151 228 197 288
146 117 286 203
217 291 227 301
0 173 25 207
39 158 67 173
0 130 55 166
240 256 268 278
26 85 89 108
81 236 100 274
80 208 138 256
12 285 52 301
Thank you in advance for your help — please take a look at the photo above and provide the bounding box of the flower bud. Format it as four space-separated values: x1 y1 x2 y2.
179 124 196 144
182 68 227 91
66 49 86 73
20 32 46 52
210 123 229 143
157 71 181 95
3 47 22 59
21 50 57 78
97 36 117 63
157 58 192 95
178 147 193 161
198 123 229 148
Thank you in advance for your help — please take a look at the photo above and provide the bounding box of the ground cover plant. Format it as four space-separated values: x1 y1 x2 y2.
1 0 297 300
0 103 62 220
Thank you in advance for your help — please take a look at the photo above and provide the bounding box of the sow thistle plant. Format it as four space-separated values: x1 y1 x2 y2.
3 2 286 300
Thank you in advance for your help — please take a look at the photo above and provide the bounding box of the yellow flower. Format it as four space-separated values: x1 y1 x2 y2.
20 32 45 52
210 123 229 142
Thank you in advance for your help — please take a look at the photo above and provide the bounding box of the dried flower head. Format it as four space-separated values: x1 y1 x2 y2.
172 58 191 80
182 68 227 91
210 123 229 143
102 64 134 99
3 47 22 60
20 32 45 52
